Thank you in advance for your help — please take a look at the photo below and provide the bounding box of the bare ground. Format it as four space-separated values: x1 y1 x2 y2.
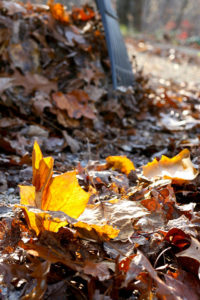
126 38 200 88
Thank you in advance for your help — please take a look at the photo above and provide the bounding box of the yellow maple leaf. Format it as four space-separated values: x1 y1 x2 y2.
19 141 90 234
106 156 135 175
142 149 198 183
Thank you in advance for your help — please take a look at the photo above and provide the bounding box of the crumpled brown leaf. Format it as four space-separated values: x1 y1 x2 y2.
79 199 149 240
124 250 197 300
52 90 96 119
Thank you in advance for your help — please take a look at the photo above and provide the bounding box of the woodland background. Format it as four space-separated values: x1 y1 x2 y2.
16 0 200 38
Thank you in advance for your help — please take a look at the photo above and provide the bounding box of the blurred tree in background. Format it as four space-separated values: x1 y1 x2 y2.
117 0 145 31
116 0 199 39
11 0 200 38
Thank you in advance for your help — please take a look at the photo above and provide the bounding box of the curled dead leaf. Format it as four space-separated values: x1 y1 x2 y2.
176 237 200 263
142 149 198 183
164 228 191 251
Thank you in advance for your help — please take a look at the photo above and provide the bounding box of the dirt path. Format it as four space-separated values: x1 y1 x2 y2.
126 39 200 87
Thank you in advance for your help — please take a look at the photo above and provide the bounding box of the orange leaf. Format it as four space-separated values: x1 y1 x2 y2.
141 198 161 212
19 142 90 234
48 0 70 24
72 6 95 22
142 149 198 183
106 156 135 175
119 255 136 272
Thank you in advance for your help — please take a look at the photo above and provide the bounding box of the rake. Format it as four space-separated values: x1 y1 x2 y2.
95 0 134 89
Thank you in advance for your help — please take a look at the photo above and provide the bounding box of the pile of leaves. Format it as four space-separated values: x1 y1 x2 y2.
0 0 151 193
0 0 108 156
1 0 200 299
0 0 148 190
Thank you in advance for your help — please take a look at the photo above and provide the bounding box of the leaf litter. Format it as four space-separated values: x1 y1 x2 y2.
0 0 200 299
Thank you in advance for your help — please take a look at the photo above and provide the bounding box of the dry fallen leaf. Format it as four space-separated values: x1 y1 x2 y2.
106 156 135 175
165 228 200 279
21 260 50 300
19 141 90 234
19 240 83 272
74 221 119 241
0 0 27 15
78 199 149 240
52 90 96 119
176 236 200 262
124 250 179 298
0 78 14 94
142 149 198 183
83 261 111 281
160 113 200 131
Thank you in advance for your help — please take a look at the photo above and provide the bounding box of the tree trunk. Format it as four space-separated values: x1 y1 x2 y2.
116 0 145 31
131 0 145 31
174 0 188 30
116 0 130 26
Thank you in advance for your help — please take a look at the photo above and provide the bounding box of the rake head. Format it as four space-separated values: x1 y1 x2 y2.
95 0 134 89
